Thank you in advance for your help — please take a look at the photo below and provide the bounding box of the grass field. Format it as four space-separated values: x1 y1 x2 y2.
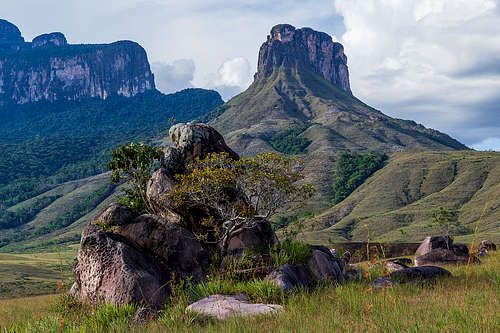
0 246 76 299
1 249 498 332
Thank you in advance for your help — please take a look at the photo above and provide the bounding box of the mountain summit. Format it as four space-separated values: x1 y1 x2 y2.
0 19 154 105
209 24 467 156
257 24 350 93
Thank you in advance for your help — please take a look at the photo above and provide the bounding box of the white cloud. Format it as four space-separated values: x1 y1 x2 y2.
151 59 195 94
203 57 252 100
472 137 500 151
334 0 500 145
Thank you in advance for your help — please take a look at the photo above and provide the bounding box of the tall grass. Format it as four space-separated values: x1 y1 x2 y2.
2 251 498 332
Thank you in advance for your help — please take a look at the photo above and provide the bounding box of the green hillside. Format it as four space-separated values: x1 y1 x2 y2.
296 151 500 244
0 89 223 251
210 66 467 156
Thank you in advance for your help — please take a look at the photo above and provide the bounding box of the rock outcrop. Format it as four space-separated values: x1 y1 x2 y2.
0 20 154 106
256 24 351 93
415 236 472 266
266 264 313 292
73 123 278 308
307 246 346 284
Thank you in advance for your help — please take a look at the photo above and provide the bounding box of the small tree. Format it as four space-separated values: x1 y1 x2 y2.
106 142 163 213
429 206 460 237
168 152 315 253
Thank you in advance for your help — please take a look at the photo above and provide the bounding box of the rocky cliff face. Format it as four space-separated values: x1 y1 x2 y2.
256 24 351 93
0 20 155 105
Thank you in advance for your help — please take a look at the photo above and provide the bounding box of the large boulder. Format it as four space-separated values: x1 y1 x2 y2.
73 225 170 309
169 123 239 169
114 214 209 282
415 235 453 256
266 264 313 292
186 294 283 320
415 248 470 266
415 236 470 266
145 168 182 223
307 246 345 284
390 266 451 283
478 240 497 253
224 218 278 256
90 203 135 227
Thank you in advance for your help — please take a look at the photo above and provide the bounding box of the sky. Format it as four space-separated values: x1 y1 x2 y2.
3 0 500 150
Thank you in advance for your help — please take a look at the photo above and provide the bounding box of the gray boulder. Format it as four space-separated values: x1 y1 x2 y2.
415 248 469 266
415 235 453 257
390 265 451 283
186 294 282 320
478 240 497 253
225 218 278 256
266 264 313 292
169 123 239 169
73 225 170 309
415 236 470 266
384 259 410 272
345 264 362 281
145 168 182 223
114 214 209 282
307 246 345 284
90 203 135 227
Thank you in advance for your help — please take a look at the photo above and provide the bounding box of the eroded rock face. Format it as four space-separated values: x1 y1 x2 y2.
266 264 313 292
307 246 346 284
73 225 170 309
32 32 67 48
169 123 239 168
186 294 283 320
114 214 209 282
256 24 351 93
0 20 154 105
415 236 453 257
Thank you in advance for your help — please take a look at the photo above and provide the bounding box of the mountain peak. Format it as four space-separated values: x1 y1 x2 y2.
257 24 351 94
0 19 24 44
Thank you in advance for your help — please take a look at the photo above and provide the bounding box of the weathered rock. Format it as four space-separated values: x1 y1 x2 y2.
390 266 451 283
415 248 469 266
415 235 453 257
415 236 470 266
371 277 397 290
0 20 155 105
90 203 135 227
145 168 182 223
73 225 170 309
384 258 412 272
32 32 67 48
169 123 239 168
114 214 209 282
266 264 313 292
186 294 283 320
385 261 408 273
345 264 362 281
478 240 497 252
257 24 351 93
225 218 278 256
307 246 345 284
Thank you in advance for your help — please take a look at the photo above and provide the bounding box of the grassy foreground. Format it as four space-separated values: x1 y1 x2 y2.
1 251 498 332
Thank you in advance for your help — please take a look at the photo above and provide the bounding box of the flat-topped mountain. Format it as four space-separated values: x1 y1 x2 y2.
0 19 154 106
209 24 467 156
